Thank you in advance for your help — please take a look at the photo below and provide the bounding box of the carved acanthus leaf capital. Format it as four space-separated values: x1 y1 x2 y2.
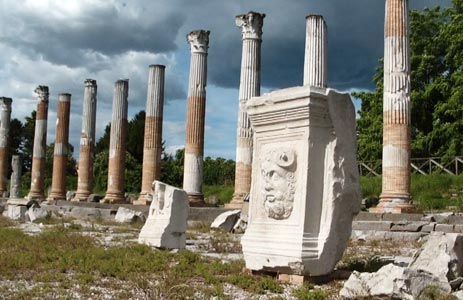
187 30 210 54
34 85 49 103
236 11 265 40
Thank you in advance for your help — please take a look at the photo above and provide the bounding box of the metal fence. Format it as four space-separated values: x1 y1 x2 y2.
358 157 463 177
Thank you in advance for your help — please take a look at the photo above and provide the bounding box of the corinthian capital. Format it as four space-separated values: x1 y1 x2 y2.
34 85 49 102
236 11 265 40
187 30 210 54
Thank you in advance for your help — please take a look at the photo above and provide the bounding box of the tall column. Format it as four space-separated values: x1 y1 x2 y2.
103 80 129 204
228 12 265 209
136 65 165 205
10 155 22 198
183 30 210 206
303 15 327 87
74 79 98 201
27 86 49 201
0 97 12 197
372 0 414 213
48 93 71 201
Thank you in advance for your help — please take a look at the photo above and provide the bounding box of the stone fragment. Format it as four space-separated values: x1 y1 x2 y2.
114 207 145 223
67 207 102 219
351 230 425 241
454 290 463 300
427 212 455 223
435 224 455 233
352 221 392 231
7 205 27 221
26 206 50 222
421 223 436 233
139 181 189 249
211 210 240 232
66 191 76 202
19 222 43 234
390 221 429 232
410 232 463 282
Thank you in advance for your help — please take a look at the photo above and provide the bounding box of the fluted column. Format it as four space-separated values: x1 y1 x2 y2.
10 155 21 198
74 79 98 201
103 80 129 203
48 93 71 201
0 97 12 196
303 15 327 87
183 30 210 206
372 0 414 213
228 12 265 209
27 86 49 201
136 65 165 205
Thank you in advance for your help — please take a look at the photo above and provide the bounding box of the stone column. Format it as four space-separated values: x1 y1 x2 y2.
74 79 98 201
103 80 129 203
228 12 265 209
136 65 165 205
0 97 12 196
303 15 327 87
372 0 414 213
10 155 22 198
183 30 210 206
27 86 49 201
48 93 71 201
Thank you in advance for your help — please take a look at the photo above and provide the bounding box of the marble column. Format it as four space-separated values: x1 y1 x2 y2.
28 86 49 201
74 79 97 201
48 93 71 201
136 65 165 205
228 12 265 209
183 30 210 206
10 155 21 198
0 97 12 196
103 80 129 203
372 0 414 213
303 15 327 87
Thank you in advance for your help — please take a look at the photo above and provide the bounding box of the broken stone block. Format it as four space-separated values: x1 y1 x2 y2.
410 232 463 282
87 194 101 203
241 86 361 277
114 207 145 223
390 221 429 232
66 191 76 201
211 210 240 232
7 205 27 221
435 224 455 233
26 206 50 222
138 181 189 249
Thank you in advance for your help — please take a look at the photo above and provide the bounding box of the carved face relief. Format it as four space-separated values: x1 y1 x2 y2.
261 149 297 220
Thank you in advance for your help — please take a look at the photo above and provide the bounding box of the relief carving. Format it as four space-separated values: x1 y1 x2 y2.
261 148 297 220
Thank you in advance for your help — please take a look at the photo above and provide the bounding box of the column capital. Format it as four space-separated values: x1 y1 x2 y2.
85 79 97 87
187 30 210 54
35 85 49 102
0 97 12 110
236 11 265 40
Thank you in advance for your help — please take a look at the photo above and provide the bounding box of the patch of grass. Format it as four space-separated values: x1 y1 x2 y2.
419 286 458 300
0 215 15 227
209 230 242 253
225 273 283 295
292 284 328 300
203 185 234 205
360 176 382 199
188 221 211 233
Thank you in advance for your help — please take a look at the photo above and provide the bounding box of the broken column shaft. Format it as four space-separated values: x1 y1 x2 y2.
229 12 265 208
183 30 210 206
28 86 49 201
10 155 22 198
0 97 12 196
103 80 129 203
373 0 414 213
303 15 328 87
74 79 98 201
137 65 165 205
48 93 71 201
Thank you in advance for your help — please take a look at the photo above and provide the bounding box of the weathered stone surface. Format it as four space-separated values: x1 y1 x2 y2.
351 230 425 241
410 232 463 282
67 207 102 219
19 222 43 234
390 221 429 232
10 155 22 198
87 194 101 203
352 221 392 231
139 181 189 249
7 198 36 207
435 224 455 233
211 210 240 232
115 207 145 223
421 222 436 233
382 213 424 222
66 191 76 202
454 290 463 299
450 277 463 290
242 86 361 276
26 206 50 222
354 211 383 221
7 205 27 221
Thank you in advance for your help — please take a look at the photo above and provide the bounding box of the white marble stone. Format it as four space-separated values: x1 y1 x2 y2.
138 181 189 249
241 86 361 276
7 205 27 221
114 207 145 223
211 210 241 232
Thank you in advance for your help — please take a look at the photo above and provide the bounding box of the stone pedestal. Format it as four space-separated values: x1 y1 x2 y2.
135 65 165 205
183 30 209 206
48 93 71 201
74 79 98 202
304 15 327 87
228 12 265 209
0 97 12 196
103 80 129 204
27 86 49 201
372 0 415 214
138 181 189 249
241 86 361 277
10 155 22 198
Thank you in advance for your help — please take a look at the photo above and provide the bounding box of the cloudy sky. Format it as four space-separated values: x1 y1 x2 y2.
0 0 451 160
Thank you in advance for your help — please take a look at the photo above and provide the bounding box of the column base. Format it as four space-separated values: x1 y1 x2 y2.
225 192 248 209
72 192 89 202
47 192 66 201
370 193 418 214
188 193 205 207
101 193 127 204
26 192 46 202
133 193 152 206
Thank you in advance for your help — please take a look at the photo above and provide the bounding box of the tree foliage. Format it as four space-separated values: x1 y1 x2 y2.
356 1 463 162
